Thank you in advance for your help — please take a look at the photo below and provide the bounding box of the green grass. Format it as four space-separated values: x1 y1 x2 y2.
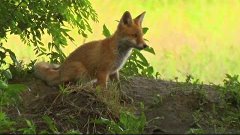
3 0 240 84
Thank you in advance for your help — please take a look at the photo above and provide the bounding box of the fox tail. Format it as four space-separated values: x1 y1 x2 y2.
34 62 60 85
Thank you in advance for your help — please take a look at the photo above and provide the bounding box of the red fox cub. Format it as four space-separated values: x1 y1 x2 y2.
34 11 148 88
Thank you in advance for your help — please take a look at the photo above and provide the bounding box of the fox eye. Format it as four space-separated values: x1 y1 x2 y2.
131 33 138 37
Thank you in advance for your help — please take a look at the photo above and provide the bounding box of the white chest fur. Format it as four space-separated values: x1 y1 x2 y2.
115 49 132 70
111 38 135 73
112 47 132 73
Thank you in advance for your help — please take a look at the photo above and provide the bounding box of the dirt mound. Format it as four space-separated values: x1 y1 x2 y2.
8 78 116 133
122 77 220 133
8 76 240 134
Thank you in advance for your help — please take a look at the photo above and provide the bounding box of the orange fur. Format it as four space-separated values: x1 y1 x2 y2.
34 11 148 88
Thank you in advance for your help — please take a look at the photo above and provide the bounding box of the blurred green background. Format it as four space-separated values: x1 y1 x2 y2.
4 0 240 84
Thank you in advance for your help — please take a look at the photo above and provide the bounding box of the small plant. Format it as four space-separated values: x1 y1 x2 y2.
0 43 19 81
94 110 146 134
8 60 35 79
0 112 16 133
94 103 146 134
95 82 122 115
0 80 26 110
185 75 194 83
152 94 163 107
0 79 26 133
187 128 206 134
42 115 59 134
222 74 240 108
185 74 200 85
59 84 71 96
65 129 82 134
18 120 36 134
0 43 35 80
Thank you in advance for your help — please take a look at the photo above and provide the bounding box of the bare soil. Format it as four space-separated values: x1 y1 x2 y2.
7 75 240 134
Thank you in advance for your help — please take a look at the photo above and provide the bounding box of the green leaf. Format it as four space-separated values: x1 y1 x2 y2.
0 80 8 89
142 27 149 34
18 119 36 134
42 115 59 134
2 70 12 80
0 112 16 132
147 66 154 73
7 84 27 92
135 51 148 65
144 47 155 54
102 24 111 37
93 117 112 125
8 50 18 65
65 129 81 134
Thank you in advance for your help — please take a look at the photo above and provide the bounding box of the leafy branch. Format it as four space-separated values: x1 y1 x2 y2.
0 0 98 63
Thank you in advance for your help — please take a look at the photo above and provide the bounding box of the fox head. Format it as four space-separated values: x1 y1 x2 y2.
116 11 148 50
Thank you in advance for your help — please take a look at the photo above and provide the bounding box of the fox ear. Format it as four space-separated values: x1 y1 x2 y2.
119 11 133 26
134 11 146 26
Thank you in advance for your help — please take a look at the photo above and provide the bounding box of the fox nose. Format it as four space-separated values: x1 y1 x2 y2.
143 44 148 49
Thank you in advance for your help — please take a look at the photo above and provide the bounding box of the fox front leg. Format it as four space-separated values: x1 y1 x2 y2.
110 71 122 89
96 71 109 89
110 71 132 103
109 71 119 82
